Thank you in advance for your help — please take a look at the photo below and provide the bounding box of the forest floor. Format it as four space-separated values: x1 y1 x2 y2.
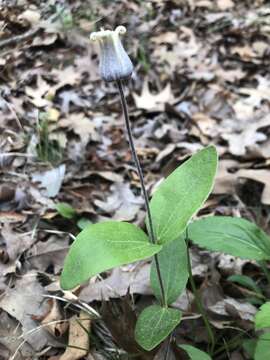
0 0 270 359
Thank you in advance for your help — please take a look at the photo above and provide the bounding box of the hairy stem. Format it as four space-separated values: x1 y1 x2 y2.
117 79 166 307
185 230 215 354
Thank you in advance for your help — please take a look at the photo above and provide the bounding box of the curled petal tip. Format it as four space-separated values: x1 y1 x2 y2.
115 25 126 35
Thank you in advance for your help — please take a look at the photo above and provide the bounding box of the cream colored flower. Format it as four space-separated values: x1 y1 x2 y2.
90 26 134 82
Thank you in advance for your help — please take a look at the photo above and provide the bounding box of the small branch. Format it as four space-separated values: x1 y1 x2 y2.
185 229 215 355
0 27 40 48
117 79 166 307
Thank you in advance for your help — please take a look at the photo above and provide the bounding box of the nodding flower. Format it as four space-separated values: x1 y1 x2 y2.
90 25 134 82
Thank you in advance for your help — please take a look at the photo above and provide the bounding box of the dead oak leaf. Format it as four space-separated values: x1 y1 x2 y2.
94 182 143 221
79 263 151 302
50 66 81 96
231 45 257 61
58 90 89 114
209 297 257 322
239 76 270 107
41 299 68 337
18 9 41 25
58 113 99 145
153 28 201 72
1 224 35 260
222 116 270 156
59 311 91 360
25 75 51 108
0 274 59 352
151 31 178 45
213 160 239 195
237 169 270 205
25 235 70 274
32 164 66 198
0 310 33 358
217 0 234 10
133 82 174 112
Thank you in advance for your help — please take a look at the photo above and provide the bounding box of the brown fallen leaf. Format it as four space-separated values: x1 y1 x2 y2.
59 311 91 360
79 263 151 302
58 113 100 145
237 169 270 205
94 182 143 221
41 298 68 337
152 27 201 73
26 235 70 274
18 9 41 25
239 76 270 107
222 116 270 156
217 0 234 10
213 160 239 195
0 310 33 359
1 224 35 261
209 298 257 322
25 75 51 108
231 45 256 61
0 273 60 352
50 66 81 96
32 164 66 198
151 31 178 45
133 82 174 112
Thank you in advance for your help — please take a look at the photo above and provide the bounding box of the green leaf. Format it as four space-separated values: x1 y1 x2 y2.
255 302 270 330
150 237 188 305
148 146 217 245
188 216 270 260
77 217 92 230
242 339 256 358
60 221 161 290
135 305 181 351
228 275 263 295
245 297 264 306
56 202 76 219
179 344 211 360
255 332 270 360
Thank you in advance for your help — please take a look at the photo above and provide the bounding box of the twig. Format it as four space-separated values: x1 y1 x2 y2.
0 27 40 48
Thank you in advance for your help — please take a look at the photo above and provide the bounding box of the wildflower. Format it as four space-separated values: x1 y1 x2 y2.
90 25 134 82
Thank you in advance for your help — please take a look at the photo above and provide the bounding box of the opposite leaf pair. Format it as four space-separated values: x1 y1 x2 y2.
61 145 218 351
61 145 218 290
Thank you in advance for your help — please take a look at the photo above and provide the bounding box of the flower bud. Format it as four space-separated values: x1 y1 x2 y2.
90 26 134 82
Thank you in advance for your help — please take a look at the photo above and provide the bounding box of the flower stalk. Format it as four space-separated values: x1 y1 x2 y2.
117 79 166 307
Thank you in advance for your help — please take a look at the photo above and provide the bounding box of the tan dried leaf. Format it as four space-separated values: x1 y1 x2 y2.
238 169 270 205
42 299 68 337
213 160 239 195
133 82 174 111
151 31 178 44
18 9 41 25
58 113 99 145
217 0 235 10
25 75 51 108
222 116 270 156
60 311 91 360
